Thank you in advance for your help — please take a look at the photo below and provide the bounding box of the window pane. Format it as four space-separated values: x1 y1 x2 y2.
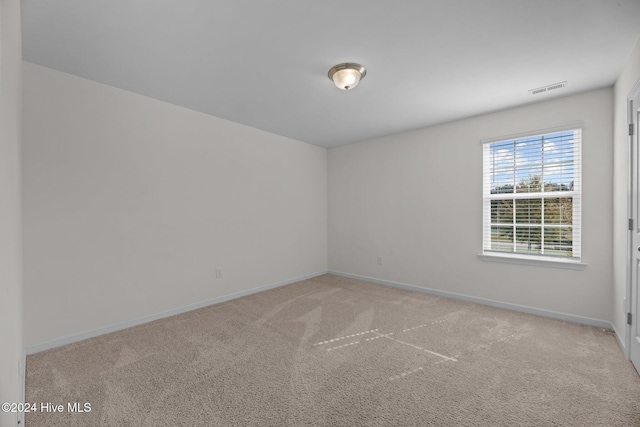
515 199 541 224
491 199 513 224
491 225 513 252
543 132 575 192
543 197 572 225
515 136 543 193
514 226 542 254
543 164 574 191
489 142 515 194
544 226 573 256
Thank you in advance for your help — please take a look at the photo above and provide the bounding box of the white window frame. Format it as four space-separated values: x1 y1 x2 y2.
480 123 586 269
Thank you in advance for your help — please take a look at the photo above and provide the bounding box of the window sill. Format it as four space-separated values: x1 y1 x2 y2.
478 253 587 270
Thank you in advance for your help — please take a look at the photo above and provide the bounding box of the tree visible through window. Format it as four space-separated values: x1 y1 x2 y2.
482 128 581 259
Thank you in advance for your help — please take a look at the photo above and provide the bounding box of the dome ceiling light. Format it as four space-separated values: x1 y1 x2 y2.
328 63 367 90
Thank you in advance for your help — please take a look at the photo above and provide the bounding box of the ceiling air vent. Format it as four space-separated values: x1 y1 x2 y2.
529 81 567 95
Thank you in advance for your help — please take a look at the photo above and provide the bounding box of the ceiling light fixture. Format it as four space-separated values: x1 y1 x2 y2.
328 63 367 90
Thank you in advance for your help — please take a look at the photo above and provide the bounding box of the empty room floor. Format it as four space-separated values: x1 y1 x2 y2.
25 274 640 426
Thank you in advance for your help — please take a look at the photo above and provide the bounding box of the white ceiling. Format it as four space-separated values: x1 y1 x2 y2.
21 0 640 148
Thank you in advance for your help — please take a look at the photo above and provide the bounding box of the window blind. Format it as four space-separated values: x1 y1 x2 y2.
482 128 581 259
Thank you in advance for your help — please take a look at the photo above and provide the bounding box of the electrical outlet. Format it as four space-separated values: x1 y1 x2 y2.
216 268 222 279
377 256 383 265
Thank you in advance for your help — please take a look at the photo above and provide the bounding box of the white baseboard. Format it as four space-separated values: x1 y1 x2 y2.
329 270 612 329
27 270 328 355
611 321 627 356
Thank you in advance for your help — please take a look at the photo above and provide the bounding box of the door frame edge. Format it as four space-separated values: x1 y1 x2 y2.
625 80 640 359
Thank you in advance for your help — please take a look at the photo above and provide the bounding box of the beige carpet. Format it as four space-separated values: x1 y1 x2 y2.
26 274 640 426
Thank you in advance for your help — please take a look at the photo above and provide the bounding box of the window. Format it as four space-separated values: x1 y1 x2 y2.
482 126 581 261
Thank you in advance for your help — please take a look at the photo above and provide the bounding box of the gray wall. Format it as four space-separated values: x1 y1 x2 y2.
23 63 327 349
0 1 24 426
329 88 613 324
613 37 640 344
